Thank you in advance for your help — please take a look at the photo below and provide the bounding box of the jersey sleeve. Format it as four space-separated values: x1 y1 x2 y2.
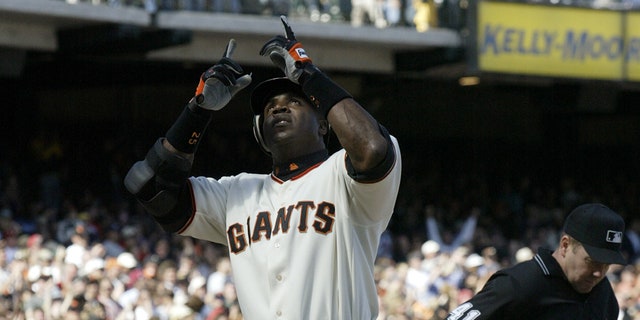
446 272 518 320
176 175 235 245
339 135 402 226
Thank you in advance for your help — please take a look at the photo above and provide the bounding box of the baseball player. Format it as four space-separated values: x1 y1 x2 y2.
124 16 402 319
446 203 626 320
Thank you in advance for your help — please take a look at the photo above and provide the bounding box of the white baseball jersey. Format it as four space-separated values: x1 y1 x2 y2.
180 137 401 320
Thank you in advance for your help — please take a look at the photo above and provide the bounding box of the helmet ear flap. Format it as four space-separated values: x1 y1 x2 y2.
252 114 271 155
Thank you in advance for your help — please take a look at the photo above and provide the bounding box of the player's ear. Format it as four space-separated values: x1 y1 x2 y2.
318 119 329 136
559 235 571 256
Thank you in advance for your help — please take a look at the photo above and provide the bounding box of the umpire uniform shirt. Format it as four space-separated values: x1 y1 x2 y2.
447 248 619 320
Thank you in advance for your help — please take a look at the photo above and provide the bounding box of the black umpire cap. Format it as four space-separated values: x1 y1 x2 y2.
563 203 626 265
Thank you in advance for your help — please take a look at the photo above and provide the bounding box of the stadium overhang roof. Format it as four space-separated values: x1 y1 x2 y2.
0 0 462 74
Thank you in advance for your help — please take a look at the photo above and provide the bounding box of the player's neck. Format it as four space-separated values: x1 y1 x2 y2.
272 149 328 181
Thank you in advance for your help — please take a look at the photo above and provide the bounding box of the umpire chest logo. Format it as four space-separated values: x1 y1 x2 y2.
226 200 336 254
606 230 623 243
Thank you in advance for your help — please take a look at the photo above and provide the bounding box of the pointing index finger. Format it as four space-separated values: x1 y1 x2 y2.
223 39 237 58
280 15 296 40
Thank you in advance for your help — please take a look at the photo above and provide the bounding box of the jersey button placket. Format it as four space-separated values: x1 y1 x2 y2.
267 237 287 320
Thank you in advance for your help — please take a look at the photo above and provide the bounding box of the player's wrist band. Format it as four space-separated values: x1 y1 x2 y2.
300 64 352 117
165 97 213 154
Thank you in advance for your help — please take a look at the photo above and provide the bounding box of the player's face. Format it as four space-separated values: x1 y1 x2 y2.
563 239 610 294
262 92 326 153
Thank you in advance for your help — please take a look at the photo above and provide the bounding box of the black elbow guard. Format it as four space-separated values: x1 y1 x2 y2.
124 138 193 221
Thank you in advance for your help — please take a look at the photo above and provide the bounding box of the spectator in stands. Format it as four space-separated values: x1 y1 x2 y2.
101 226 125 258
405 250 431 308
206 257 233 298
97 277 122 320
412 0 437 31
477 246 501 278
115 252 139 289
425 205 479 253
351 0 387 27
383 0 402 26
81 279 108 319
64 228 90 270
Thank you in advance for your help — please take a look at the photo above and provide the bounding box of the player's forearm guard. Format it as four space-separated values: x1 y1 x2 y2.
124 138 194 232
124 138 192 197
165 98 213 154
300 64 352 117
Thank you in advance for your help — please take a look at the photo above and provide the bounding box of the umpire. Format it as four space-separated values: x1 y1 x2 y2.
447 203 627 320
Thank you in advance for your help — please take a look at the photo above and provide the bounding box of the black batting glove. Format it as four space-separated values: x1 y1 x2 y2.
195 39 252 111
259 16 312 84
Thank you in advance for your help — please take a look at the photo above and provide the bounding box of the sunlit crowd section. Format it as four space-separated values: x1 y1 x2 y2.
54 0 469 32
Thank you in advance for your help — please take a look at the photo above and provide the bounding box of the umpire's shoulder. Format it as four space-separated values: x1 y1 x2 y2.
491 254 551 293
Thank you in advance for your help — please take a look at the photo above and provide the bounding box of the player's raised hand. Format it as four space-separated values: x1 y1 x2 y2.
259 16 312 84
195 39 252 111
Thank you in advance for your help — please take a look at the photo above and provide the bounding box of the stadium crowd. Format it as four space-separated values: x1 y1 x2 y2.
1 126 640 320
54 0 467 32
